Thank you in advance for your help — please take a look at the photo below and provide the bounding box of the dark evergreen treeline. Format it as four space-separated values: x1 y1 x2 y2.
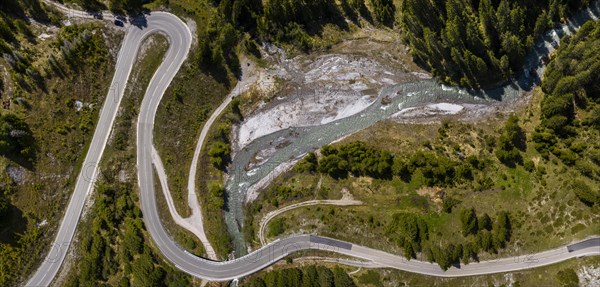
69 0 146 13
207 99 242 171
315 142 393 179
386 212 429 259
198 0 347 72
533 19 600 206
197 0 397 79
297 141 478 188
394 150 476 187
538 19 600 138
64 182 190 286
259 0 347 51
400 0 590 87
241 265 356 287
386 209 512 271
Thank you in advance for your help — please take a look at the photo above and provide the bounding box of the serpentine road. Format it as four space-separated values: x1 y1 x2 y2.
27 2 599 286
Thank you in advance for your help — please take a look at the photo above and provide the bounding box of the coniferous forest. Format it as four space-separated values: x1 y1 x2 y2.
400 0 591 87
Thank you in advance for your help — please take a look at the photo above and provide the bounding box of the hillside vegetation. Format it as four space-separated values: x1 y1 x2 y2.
246 17 600 273
62 36 191 286
534 19 600 205
241 265 357 287
400 0 590 87
0 1 127 285
66 0 145 13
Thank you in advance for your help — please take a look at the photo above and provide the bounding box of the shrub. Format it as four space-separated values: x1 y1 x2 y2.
556 268 579 287
495 116 525 167
0 113 35 161
523 160 535 172
208 141 231 170
571 180 599 206
295 152 318 173
478 213 493 231
460 208 478 236
386 212 429 256
442 197 461 213
267 218 285 237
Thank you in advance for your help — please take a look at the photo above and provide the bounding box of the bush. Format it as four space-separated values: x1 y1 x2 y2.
0 113 35 161
208 141 231 170
532 130 557 157
460 208 478 236
442 197 461 213
295 152 318 173
267 218 285 237
571 180 599 206
208 182 226 210
556 268 579 287
495 147 522 167
554 148 577 166
495 116 525 167
478 213 492 231
575 160 597 179
523 160 535 172
317 142 392 179
386 212 428 257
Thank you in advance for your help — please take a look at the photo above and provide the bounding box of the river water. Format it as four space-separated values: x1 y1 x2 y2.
222 1 600 256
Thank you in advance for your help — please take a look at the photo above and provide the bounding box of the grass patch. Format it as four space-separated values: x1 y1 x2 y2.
246 88 599 261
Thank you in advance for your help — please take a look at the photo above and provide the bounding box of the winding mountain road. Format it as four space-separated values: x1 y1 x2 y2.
27 4 194 286
27 2 600 286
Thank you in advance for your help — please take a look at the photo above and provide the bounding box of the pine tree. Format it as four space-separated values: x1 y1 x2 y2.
460 208 478 236
478 213 492 231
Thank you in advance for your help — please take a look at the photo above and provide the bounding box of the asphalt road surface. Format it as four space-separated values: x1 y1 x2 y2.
26 8 193 286
28 2 600 286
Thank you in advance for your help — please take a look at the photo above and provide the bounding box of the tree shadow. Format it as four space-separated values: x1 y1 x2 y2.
79 0 107 12
0 202 27 246
225 53 242 81
222 188 230 213
0 0 25 17
3 153 35 170
303 2 350 37
356 3 374 24
263 0 350 48
130 14 148 29
0 115 37 170
201 61 232 89
196 47 235 88
339 0 360 26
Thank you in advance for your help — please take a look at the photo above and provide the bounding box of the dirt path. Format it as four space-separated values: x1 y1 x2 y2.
159 56 258 259
150 56 259 260
152 147 218 259
258 188 362 245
